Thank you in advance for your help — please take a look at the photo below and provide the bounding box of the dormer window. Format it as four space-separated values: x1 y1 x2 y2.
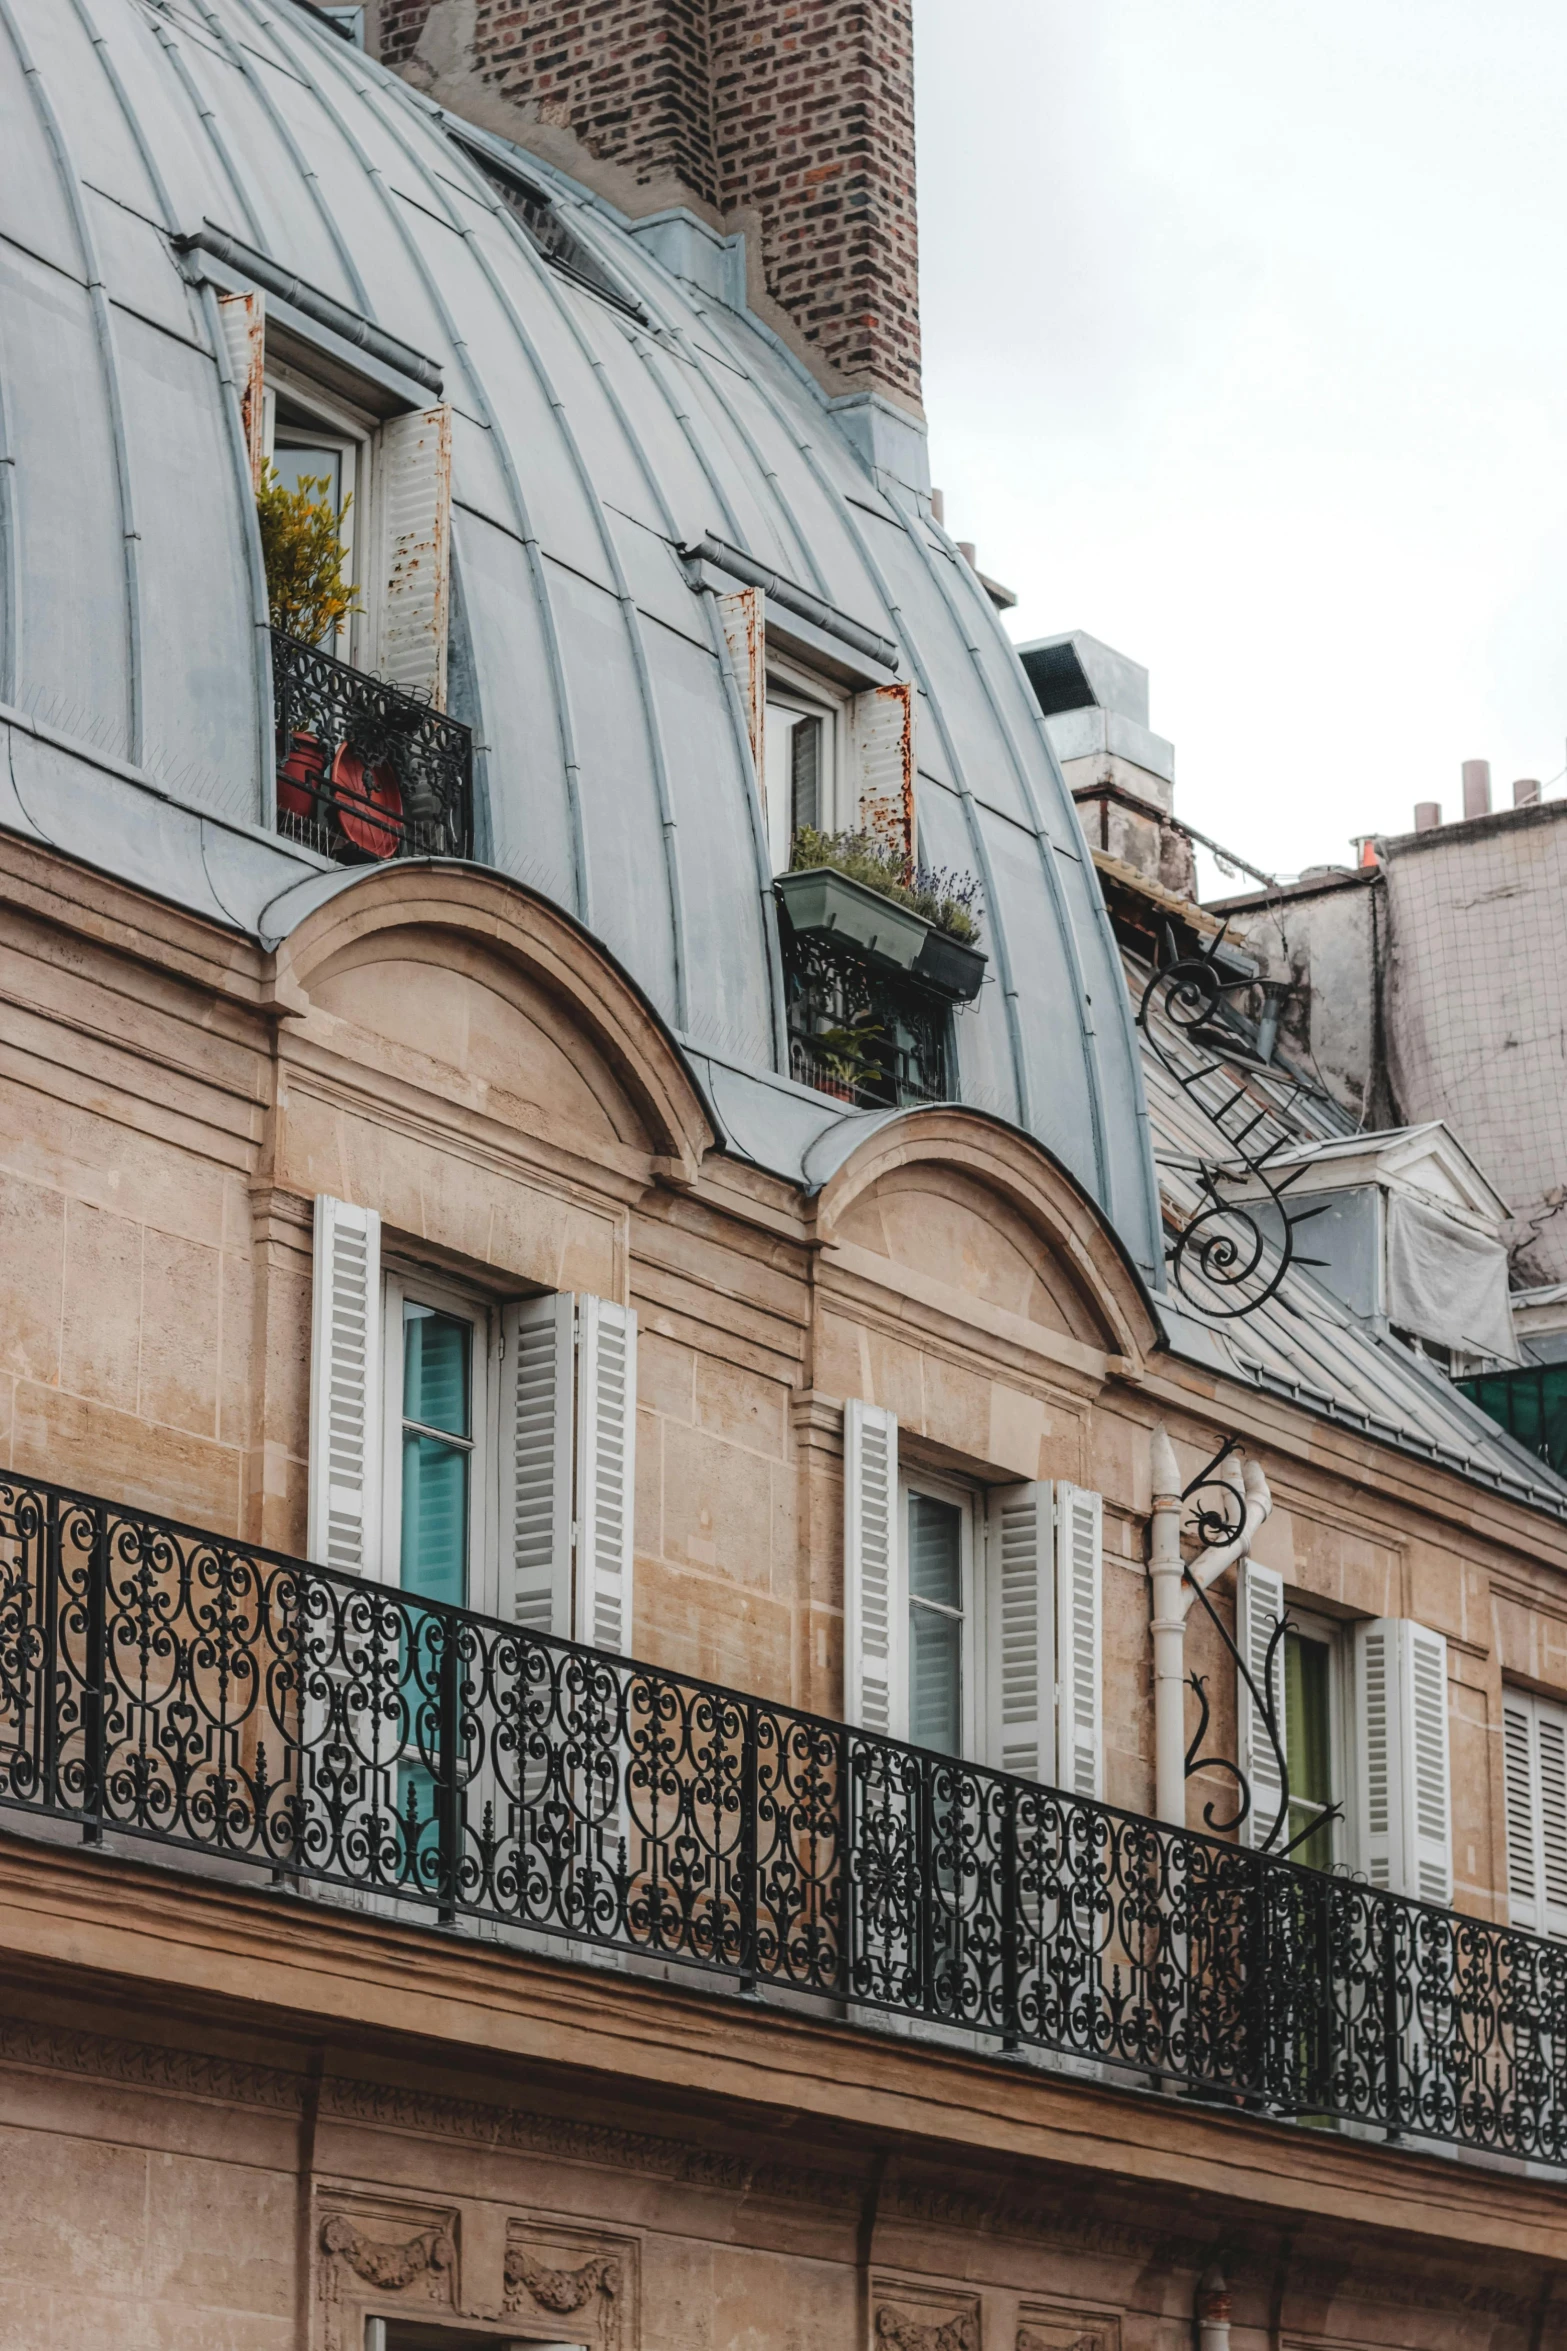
763 662 843 873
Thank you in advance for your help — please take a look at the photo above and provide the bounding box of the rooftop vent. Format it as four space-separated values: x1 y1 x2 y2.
449 132 646 322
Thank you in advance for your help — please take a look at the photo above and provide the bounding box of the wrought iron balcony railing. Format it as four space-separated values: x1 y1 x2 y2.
782 926 951 1108
0 1468 1563 2169
271 629 473 864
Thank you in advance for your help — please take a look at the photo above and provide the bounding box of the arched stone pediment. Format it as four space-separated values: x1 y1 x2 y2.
264 863 715 1186
811 1108 1157 1368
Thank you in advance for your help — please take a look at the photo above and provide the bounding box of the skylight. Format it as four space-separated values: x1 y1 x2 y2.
449 132 647 322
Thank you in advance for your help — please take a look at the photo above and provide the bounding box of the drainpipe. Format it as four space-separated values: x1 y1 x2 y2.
1197 2264 1232 2350
1149 1426 1274 1827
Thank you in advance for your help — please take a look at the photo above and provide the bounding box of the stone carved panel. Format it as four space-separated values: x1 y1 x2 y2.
1017 2307 1122 2351
504 2216 637 2351
872 2279 982 2351
316 2198 458 2351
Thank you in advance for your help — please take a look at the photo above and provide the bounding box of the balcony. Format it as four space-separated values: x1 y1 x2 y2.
271 628 473 864
0 1468 1562 2170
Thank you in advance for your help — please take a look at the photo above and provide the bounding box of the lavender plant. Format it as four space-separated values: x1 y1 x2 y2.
790 828 984 944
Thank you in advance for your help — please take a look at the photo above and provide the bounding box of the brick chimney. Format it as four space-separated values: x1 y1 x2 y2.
368 0 922 419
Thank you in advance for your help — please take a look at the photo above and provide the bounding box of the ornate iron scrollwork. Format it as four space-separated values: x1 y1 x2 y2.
1179 1440 1341 1859
1137 926 1331 1319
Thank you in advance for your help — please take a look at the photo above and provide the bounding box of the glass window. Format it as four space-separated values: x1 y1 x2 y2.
908 1491 965 1754
271 439 343 509
1285 1627 1335 1867
400 1302 472 1609
764 696 830 872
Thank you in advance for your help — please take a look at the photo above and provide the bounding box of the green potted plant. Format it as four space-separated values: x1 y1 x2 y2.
776 830 987 1003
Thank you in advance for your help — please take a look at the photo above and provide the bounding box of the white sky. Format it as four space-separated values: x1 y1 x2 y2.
913 0 1567 882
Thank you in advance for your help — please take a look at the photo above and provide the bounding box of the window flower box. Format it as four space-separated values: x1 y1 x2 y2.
776 866 986 1003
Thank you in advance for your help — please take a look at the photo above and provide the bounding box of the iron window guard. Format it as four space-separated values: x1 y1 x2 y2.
0 1467 1564 2167
271 629 473 864
781 925 952 1108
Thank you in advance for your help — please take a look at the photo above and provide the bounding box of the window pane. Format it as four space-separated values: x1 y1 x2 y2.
401 1431 468 1606
1285 1630 1334 1866
910 1600 961 1755
764 701 800 872
272 441 342 509
908 1493 962 1608
403 1304 471 1438
790 714 821 834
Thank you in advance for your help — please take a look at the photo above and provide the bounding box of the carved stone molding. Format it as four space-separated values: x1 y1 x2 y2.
316 2202 458 2351
871 2282 983 2351
504 2218 636 2351
875 2310 979 2351
322 2074 860 2211
1016 2304 1122 2351
0 2016 301 2112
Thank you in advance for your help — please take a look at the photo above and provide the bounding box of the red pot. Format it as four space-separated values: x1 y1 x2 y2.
330 745 404 859
278 731 327 821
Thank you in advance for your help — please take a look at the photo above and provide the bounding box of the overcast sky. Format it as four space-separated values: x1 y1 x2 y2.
913 0 1567 883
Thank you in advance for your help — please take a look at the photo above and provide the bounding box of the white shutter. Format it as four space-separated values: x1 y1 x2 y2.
717 585 764 776
1505 1695 1542 1929
852 680 914 862
1539 1705 1567 1938
1053 1482 1103 1799
1238 1559 1287 1849
375 403 452 708
1354 1619 1452 1902
498 1294 574 1638
987 1482 1054 1781
217 288 265 489
844 1402 903 1739
307 1195 383 1579
574 1295 636 1654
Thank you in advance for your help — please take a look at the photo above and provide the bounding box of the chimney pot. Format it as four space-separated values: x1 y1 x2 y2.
1415 802 1441 832
1462 758 1491 819
957 540 977 568
1514 777 1542 808
929 487 945 525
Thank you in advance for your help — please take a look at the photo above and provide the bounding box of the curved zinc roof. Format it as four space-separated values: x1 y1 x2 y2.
0 0 1163 1280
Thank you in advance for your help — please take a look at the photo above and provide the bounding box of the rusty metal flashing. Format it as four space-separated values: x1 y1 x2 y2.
175 223 444 399
681 538 901 680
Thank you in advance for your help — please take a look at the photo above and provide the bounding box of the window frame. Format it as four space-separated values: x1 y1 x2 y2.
763 653 848 872
899 1466 979 1761
1283 1600 1351 1869
380 1266 499 1618
262 358 377 664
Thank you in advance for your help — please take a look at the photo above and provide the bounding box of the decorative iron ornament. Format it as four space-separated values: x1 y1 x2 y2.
0 1469 1558 2164
271 628 473 865
781 925 951 1109
1137 926 1331 1319
1179 1441 1342 1861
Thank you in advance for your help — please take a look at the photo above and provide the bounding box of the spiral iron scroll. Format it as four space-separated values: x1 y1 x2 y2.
1179 1442 1341 1859
1137 927 1331 1320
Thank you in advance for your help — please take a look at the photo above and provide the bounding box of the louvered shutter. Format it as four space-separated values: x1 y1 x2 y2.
986 1482 1054 1781
497 1294 574 1638
717 585 764 775
1508 1694 1567 1938
1354 1619 1452 1902
574 1295 636 1654
374 403 452 707
1538 1704 1567 1938
307 1195 383 1578
852 680 914 862
217 288 265 488
1053 1482 1103 1799
1237 1559 1288 1849
844 1402 903 1739
1505 1695 1542 1929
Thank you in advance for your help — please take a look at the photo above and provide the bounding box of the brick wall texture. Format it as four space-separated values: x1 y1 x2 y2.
373 0 922 406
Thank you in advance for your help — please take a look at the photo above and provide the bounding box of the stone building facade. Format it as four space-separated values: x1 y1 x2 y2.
0 4 1566 2349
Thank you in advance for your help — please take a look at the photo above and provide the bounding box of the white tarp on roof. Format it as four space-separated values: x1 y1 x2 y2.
1386 1192 1518 1363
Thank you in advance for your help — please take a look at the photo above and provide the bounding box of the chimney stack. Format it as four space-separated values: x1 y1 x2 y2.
373 0 922 416
1462 758 1492 819
1514 777 1542 808
1415 801 1441 832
